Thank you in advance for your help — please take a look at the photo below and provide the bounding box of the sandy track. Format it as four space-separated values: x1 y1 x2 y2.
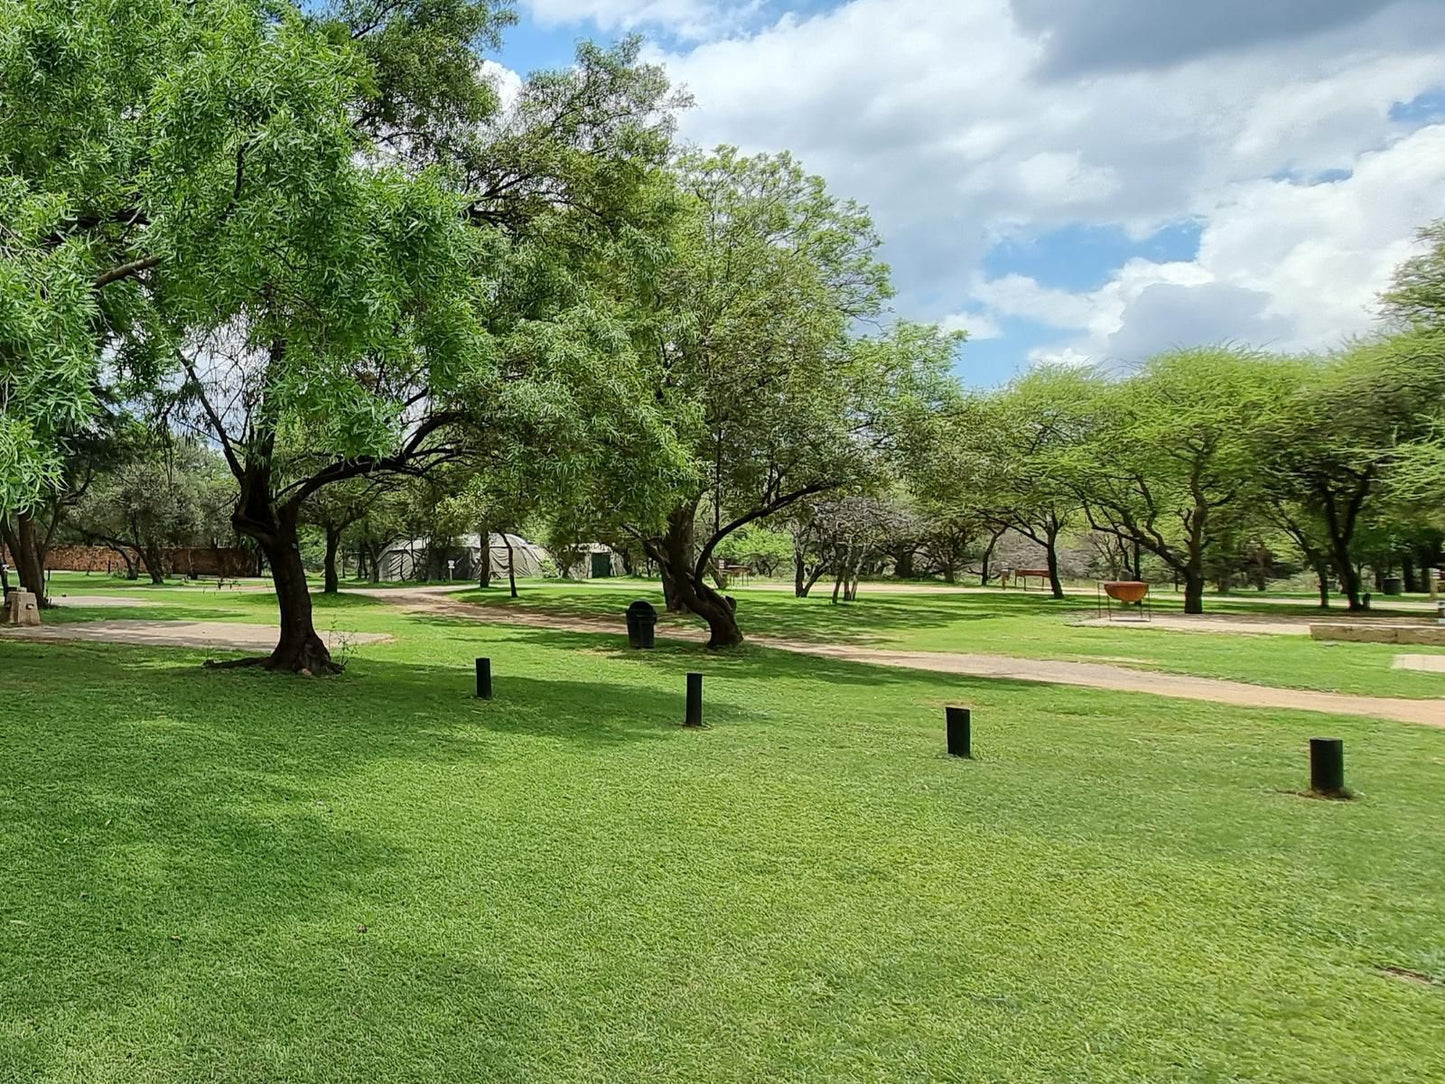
0 620 391 652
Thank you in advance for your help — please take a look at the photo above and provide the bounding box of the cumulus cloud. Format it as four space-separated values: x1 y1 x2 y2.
480 60 523 114
938 311 1003 341
648 0 1445 372
1005 123 1445 365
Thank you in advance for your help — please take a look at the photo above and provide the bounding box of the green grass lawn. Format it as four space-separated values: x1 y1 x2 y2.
2 588 1443 1082
449 580 1445 700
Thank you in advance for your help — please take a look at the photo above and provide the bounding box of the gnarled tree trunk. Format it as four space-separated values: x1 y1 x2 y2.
141 541 166 585
230 479 337 673
648 508 742 648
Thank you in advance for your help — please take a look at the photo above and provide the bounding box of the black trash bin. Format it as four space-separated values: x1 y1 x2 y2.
626 600 658 649
1382 576 1404 596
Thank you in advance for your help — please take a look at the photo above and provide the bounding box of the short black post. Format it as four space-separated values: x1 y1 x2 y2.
1309 738 1345 797
946 706 972 758
476 657 493 701
685 672 704 727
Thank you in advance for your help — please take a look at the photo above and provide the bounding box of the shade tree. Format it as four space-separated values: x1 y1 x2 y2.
1255 334 1445 610
1059 348 1287 614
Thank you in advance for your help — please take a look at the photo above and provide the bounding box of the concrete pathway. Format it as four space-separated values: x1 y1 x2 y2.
0 620 392 651
356 589 1445 728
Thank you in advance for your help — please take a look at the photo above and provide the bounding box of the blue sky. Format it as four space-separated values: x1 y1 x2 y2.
488 0 1445 385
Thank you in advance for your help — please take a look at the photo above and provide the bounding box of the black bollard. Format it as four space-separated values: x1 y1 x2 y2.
1309 738 1346 797
946 706 972 758
685 672 704 727
476 657 493 701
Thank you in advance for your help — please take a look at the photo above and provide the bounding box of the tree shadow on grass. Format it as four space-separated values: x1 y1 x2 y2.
477 624 1047 696
446 586 1099 648
0 643 542 1080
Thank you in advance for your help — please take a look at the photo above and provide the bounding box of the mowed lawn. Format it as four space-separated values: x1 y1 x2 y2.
455 579 1445 699
2 586 1443 1082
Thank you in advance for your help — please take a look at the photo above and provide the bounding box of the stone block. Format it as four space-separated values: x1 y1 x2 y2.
3 590 41 627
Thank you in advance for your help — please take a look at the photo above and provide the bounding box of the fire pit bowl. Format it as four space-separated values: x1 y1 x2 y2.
1102 580 1149 604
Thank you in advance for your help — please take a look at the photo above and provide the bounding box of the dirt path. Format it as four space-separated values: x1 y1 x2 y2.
1075 614 1311 636
356 588 1445 728
0 621 391 652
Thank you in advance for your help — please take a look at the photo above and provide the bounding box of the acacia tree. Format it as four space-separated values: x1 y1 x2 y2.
72 433 228 583
301 479 391 594
968 367 1091 599
1256 336 1445 610
1063 349 1284 614
166 17 677 670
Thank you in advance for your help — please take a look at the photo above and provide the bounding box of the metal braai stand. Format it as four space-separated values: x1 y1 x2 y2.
1097 580 1151 622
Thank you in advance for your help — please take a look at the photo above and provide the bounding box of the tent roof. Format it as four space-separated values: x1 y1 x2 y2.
380 533 547 555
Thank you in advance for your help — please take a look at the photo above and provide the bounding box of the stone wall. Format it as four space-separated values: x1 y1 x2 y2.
0 544 253 578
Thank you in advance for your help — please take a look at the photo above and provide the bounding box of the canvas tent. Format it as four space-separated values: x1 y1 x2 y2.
377 533 550 582
560 542 626 579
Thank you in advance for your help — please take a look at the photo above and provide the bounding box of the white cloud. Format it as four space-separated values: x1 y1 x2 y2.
982 123 1445 364
640 0 1445 371
480 60 523 114
938 311 1003 341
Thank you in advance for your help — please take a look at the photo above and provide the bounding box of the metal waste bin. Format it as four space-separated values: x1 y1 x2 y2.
1382 576 1403 596
626 600 657 649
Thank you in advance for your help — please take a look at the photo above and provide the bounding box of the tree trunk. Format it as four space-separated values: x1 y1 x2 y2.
1314 561 1331 609
1183 567 1205 615
141 542 166 584
802 565 826 597
4 512 49 604
503 532 518 598
323 524 341 594
106 543 139 580
477 527 492 588
1325 532 1364 611
658 558 685 613
894 544 915 580
794 547 807 597
1045 531 1064 600
980 528 1003 586
231 487 337 673
258 510 335 672
656 508 742 647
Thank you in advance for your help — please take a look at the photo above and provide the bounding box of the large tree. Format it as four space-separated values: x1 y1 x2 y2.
603 149 955 646
0 0 194 593
1063 349 1285 614
72 430 230 584
966 366 1092 599
1256 334 1445 610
